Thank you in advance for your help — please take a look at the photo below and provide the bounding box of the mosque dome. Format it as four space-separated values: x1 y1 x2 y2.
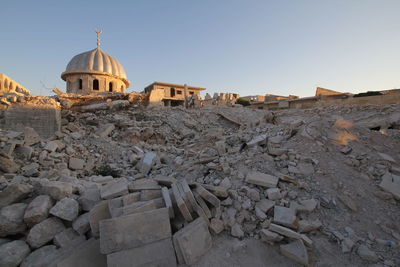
61 47 129 87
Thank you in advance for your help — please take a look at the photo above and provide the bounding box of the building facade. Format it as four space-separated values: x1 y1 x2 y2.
145 82 205 106
0 73 30 95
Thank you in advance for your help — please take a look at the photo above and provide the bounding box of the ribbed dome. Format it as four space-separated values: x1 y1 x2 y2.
61 48 129 86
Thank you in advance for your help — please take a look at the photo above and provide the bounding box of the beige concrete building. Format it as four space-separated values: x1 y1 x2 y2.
145 82 205 106
61 31 130 94
0 73 30 95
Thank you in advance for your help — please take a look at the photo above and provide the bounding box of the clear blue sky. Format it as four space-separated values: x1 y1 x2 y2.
2 0 400 97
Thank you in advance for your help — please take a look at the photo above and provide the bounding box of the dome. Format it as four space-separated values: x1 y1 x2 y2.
61 48 129 87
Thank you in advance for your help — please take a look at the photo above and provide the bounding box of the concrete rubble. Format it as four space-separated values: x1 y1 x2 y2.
0 102 398 266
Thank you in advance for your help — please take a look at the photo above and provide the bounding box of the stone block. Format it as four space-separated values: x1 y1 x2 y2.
68 157 85 170
0 203 27 237
100 179 128 200
99 207 171 254
27 217 65 249
245 171 279 188
162 187 174 218
24 195 53 227
172 183 193 221
209 218 224 234
273 206 297 228
89 201 111 236
194 184 220 207
231 223 244 238
193 191 212 218
50 197 79 221
266 188 282 200
72 212 90 235
128 178 160 191
0 183 32 208
95 123 115 138
53 228 85 248
107 238 177 267
255 199 275 213
56 238 107 267
201 184 228 198
379 172 400 199
280 240 309 265
138 152 157 175
298 219 322 233
78 188 101 211
260 229 284 243
0 240 31 267
154 175 177 187
122 200 157 216
15 146 34 160
41 181 73 200
173 217 212 265
44 141 59 152
140 189 162 201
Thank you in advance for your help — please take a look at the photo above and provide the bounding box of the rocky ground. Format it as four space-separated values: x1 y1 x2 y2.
0 103 399 266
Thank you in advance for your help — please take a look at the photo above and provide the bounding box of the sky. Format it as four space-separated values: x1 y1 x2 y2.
2 0 400 97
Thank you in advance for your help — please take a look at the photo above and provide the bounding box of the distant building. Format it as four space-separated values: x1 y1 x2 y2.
0 73 30 95
241 95 265 102
61 31 130 94
145 82 205 106
315 87 350 97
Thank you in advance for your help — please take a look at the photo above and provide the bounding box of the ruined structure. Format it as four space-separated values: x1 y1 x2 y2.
0 73 30 95
61 31 130 95
145 82 205 106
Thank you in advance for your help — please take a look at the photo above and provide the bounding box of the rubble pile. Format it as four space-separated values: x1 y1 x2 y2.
0 103 399 266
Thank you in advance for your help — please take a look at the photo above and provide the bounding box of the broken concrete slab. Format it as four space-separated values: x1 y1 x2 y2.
27 217 65 249
173 217 212 265
0 183 32 208
280 240 309 265
107 238 177 267
99 207 171 254
245 171 279 188
24 195 53 227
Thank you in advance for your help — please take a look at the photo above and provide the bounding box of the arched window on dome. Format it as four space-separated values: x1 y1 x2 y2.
109 82 113 92
4 79 8 89
78 79 83 90
93 79 99 91
121 85 124 91
9 82 13 90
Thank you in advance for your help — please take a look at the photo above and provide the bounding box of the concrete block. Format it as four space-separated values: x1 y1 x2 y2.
107 238 177 267
173 217 212 265
27 217 65 249
89 201 111 237
138 152 156 174
50 197 79 222
56 238 107 267
245 171 279 188
24 195 53 227
100 179 128 200
99 207 171 254
280 240 309 265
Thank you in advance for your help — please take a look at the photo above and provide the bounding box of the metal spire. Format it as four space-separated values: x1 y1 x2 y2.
95 29 102 48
